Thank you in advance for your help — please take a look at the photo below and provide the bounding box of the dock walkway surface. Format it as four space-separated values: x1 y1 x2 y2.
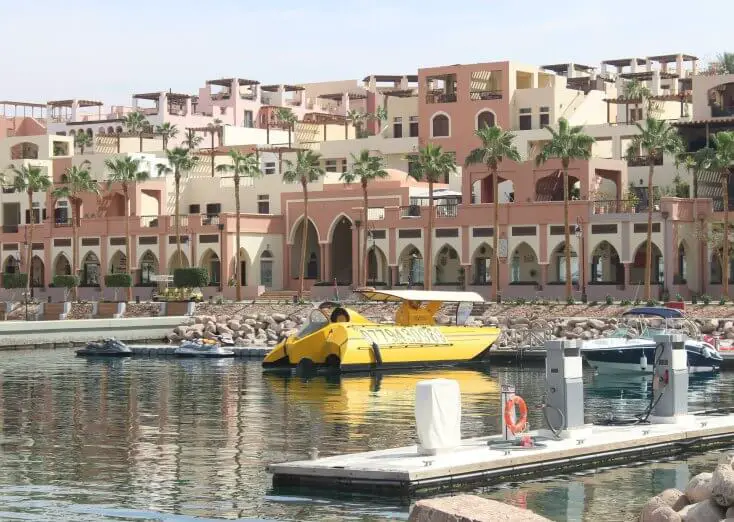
270 414 734 496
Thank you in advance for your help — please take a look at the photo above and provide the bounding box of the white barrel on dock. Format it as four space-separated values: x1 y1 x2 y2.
414 379 461 456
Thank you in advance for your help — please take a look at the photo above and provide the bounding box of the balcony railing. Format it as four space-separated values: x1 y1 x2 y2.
202 214 220 226
593 199 659 214
367 207 385 221
54 218 72 228
469 90 503 101
400 205 421 218
140 215 159 228
425 93 457 104
240 93 256 101
436 204 458 218
627 154 663 167
2 225 18 233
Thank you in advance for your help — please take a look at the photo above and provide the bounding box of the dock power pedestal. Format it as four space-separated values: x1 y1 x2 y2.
650 333 689 424
542 340 589 438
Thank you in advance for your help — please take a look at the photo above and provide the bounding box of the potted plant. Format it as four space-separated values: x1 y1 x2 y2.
45 275 79 319
97 273 132 318
167 268 208 316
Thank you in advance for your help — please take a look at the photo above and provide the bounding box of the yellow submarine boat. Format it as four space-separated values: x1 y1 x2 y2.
261 289 501 373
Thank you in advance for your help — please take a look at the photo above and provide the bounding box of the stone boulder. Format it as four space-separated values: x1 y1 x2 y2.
649 506 681 522
408 495 552 522
685 498 725 521
686 472 714 503
712 463 734 507
271 312 287 322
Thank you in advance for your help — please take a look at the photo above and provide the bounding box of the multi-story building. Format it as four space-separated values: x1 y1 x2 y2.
0 52 732 302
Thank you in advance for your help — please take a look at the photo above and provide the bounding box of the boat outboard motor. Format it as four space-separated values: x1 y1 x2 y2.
542 340 586 438
650 333 689 423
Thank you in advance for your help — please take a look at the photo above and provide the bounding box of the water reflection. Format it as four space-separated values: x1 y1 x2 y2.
0 350 731 521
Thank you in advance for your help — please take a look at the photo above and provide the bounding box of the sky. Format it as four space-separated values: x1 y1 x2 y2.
0 0 730 107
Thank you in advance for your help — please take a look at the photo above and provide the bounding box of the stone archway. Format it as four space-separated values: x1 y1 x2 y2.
549 242 579 284
631 242 663 284
435 244 461 284
139 250 159 285
590 241 623 284
109 250 127 274
199 249 221 285
30 256 44 287
330 216 353 284
367 246 387 284
231 247 251 286
53 253 72 276
398 244 424 285
472 242 494 284
168 251 190 272
510 242 540 284
80 252 100 286
290 217 320 280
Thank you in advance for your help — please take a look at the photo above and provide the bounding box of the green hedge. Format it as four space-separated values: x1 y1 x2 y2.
104 273 132 288
173 268 208 288
53 275 79 288
2 272 28 289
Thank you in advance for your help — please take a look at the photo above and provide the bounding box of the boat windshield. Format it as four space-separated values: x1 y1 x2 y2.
294 309 329 339
610 324 668 339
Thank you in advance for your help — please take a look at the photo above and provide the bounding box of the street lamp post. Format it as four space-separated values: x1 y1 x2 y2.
367 227 376 285
575 220 587 303
408 252 418 289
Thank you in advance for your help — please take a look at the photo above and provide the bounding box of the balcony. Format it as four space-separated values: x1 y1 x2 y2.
627 154 663 167
425 93 457 104
202 214 220 226
240 93 256 101
469 90 503 101
2 225 18 233
400 205 421 218
592 198 659 215
436 204 458 218
367 207 385 221
140 215 159 228
54 218 72 228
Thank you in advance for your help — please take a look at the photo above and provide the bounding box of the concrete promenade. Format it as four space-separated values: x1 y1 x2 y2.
0 316 187 349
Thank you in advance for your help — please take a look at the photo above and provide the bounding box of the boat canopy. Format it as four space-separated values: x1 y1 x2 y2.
356 289 485 303
623 306 685 319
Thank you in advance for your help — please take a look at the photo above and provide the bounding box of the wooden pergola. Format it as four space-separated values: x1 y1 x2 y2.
317 91 367 102
47 99 103 120
603 92 692 122
0 100 46 118
260 84 304 93
187 125 224 177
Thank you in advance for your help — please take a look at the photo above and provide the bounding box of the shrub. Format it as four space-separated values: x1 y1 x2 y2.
104 273 132 288
702 294 711 305
620 299 632 306
720 297 727 306
633 299 641 306
566 296 575 305
53 275 79 289
173 268 208 288
675 293 683 302
2 272 28 289
605 294 614 305
646 299 657 306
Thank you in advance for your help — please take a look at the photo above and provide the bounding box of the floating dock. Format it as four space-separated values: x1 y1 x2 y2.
108 344 269 358
269 414 734 496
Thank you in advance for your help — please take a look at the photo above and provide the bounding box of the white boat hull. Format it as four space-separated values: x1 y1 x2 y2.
174 345 235 358
589 359 718 375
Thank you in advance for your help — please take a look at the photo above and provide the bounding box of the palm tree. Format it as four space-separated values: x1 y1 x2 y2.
371 106 388 136
536 118 595 301
282 150 325 298
407 144 457 290
8 164 52 300
340 150 389 286
626 118 684 300
693 131 734 297
623 80 651 122
346 109 366 139
465 125 521 301
216 151 263 300
157 148 197 272
276 108 298 147
52 161 100 299
74 132 92 155
714 52 734 74
123 111 149 152
156 122 179 151
104 156 150 301
182 128 203 151
206 119 223 177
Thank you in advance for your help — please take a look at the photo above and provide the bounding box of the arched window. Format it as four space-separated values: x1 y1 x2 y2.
431 114 450 137
260 250 273 286
477 110 496 130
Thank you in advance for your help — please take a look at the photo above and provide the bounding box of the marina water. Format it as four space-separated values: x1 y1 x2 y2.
0 349 732 521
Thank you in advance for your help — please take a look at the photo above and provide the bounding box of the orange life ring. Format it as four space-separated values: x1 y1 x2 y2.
504 395 528 434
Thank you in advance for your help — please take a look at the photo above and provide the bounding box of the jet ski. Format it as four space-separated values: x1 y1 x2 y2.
76 338 133 357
